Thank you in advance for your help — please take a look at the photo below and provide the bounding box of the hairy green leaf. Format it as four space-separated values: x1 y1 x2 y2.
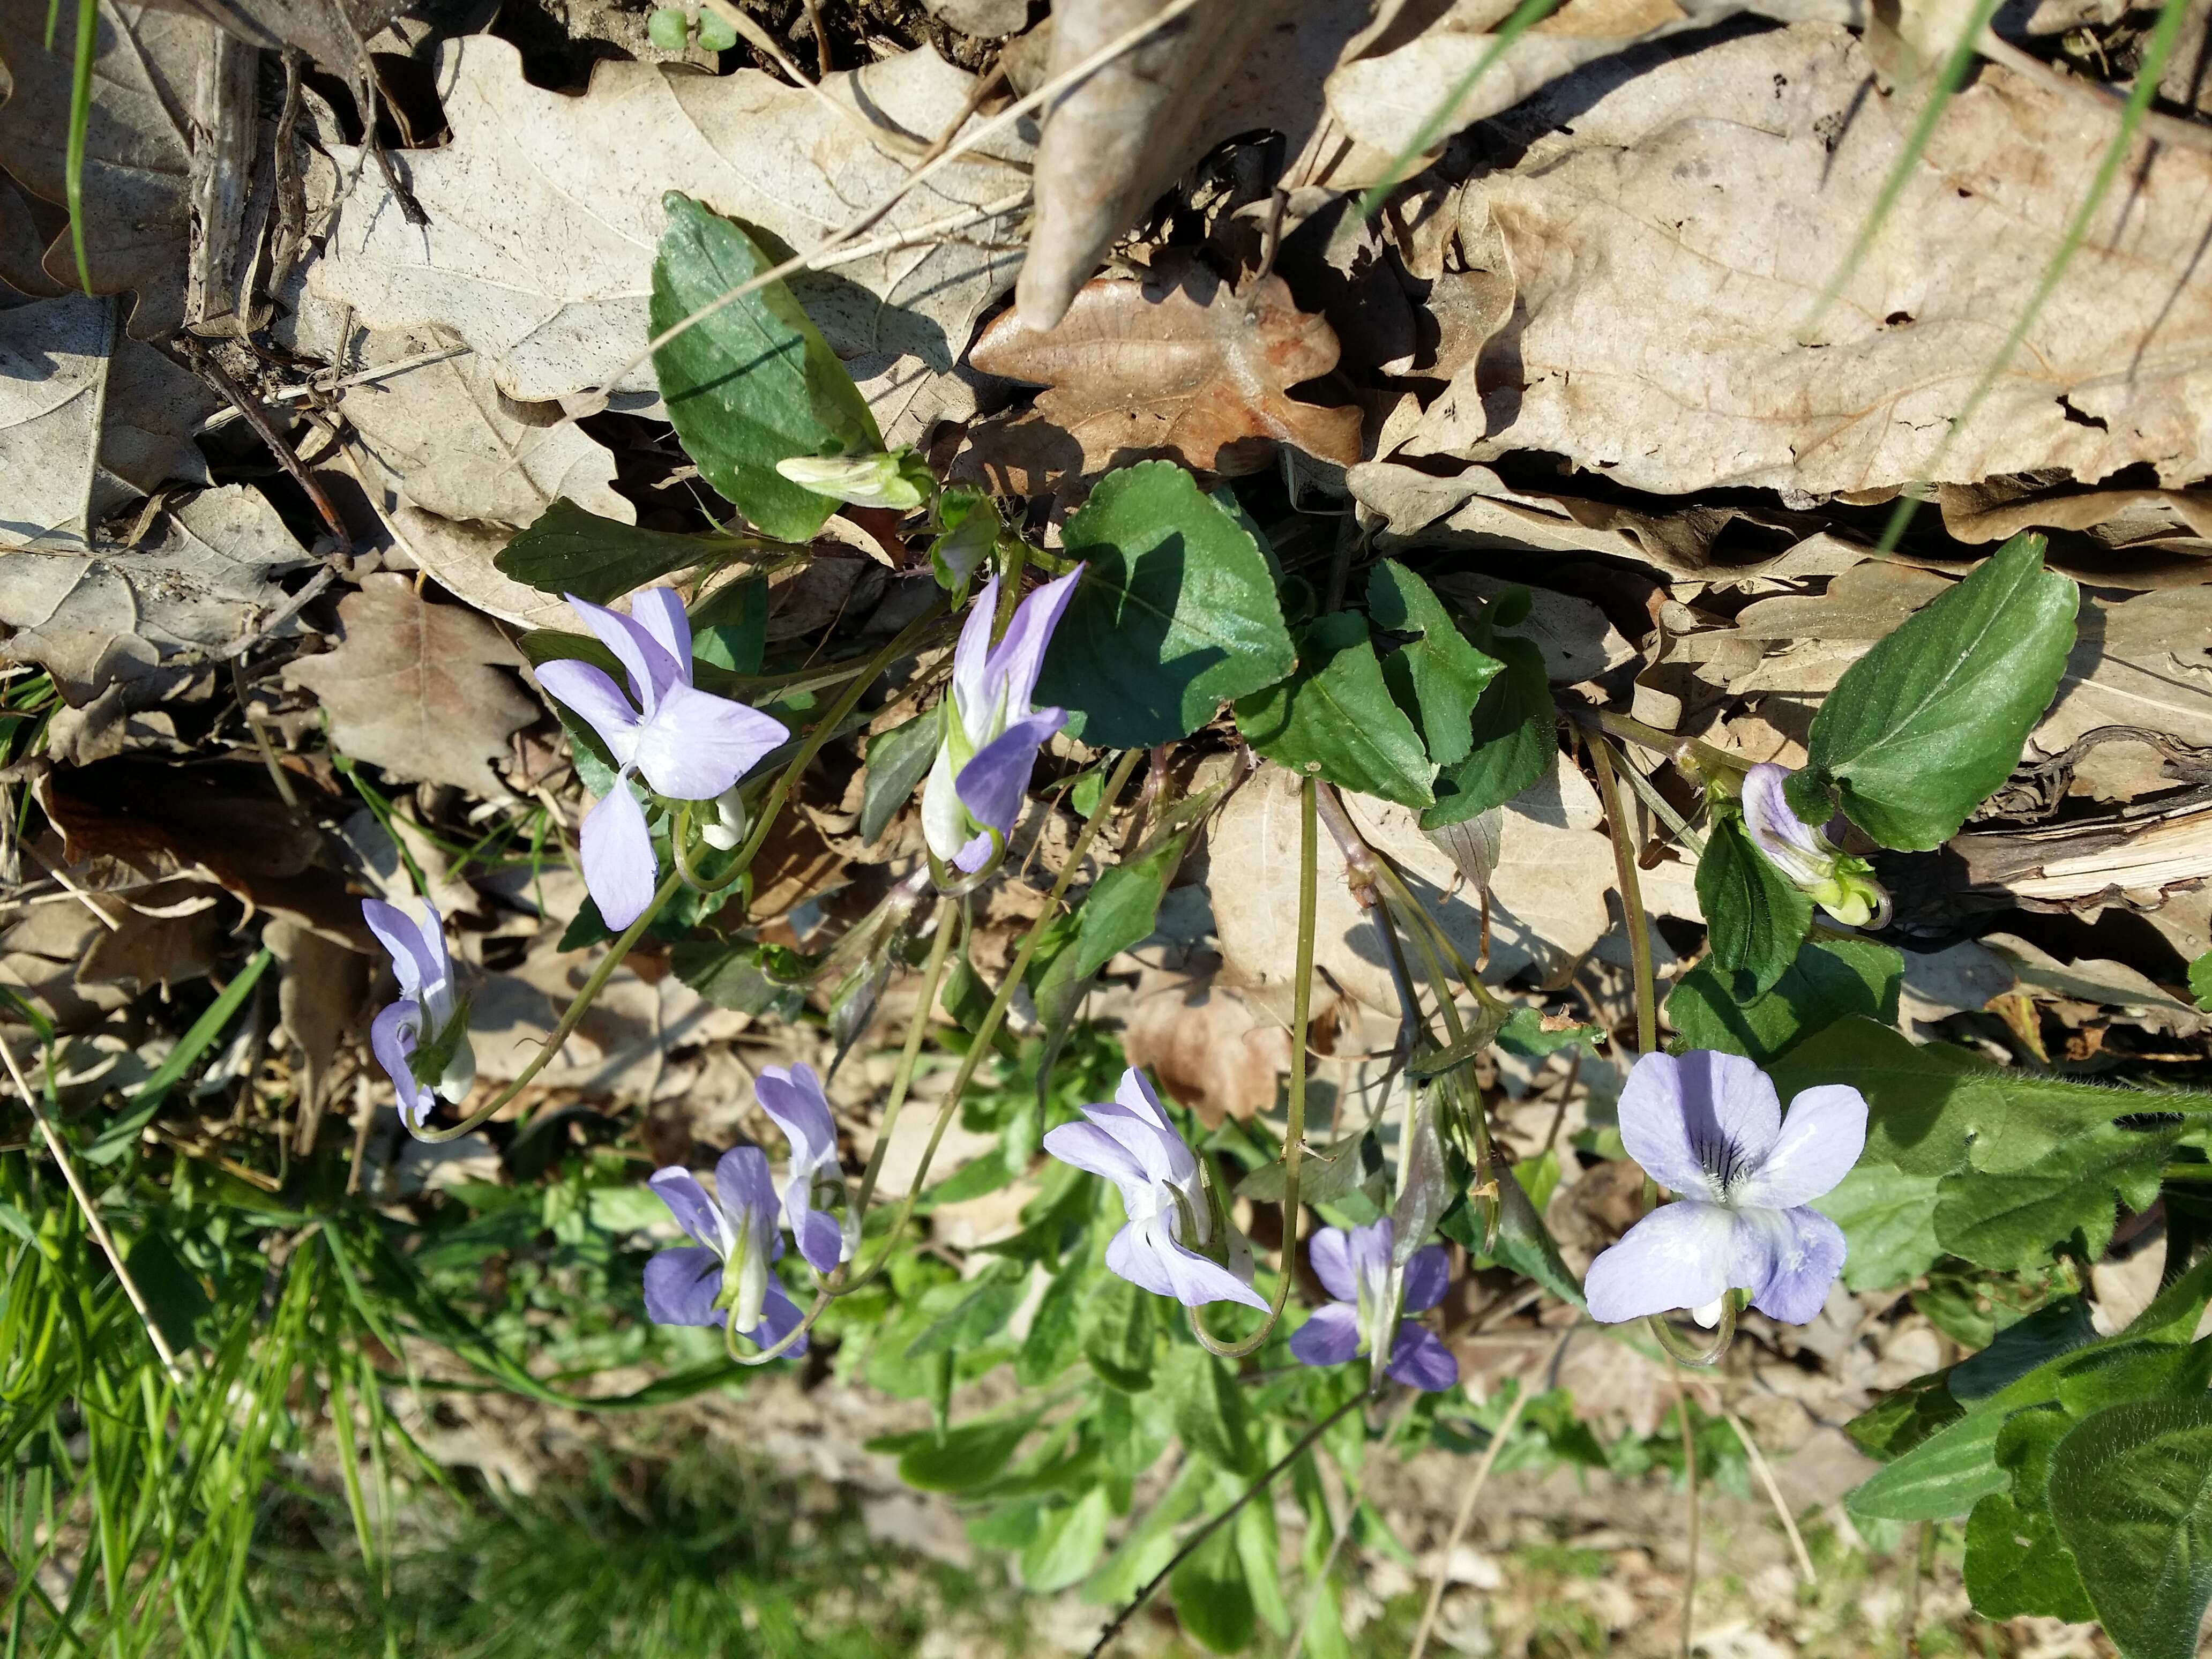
1695 814 1814 997
1964 1406 2093 1621
2052 1396 2212 1659
1669 938 1902 1067
1814 1163 1942 1291
859 706 943 846
1419 634 1552 831
1934 1121 2176 1271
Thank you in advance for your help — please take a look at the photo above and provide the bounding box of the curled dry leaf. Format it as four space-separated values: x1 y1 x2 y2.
963 255 1364 494
283 573 540 798
307 37 1031 405
1401 25 2212 496
265 916 369 1152
130 0 409 68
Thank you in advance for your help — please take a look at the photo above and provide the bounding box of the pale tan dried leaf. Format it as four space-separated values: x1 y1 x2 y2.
375 504 578 634
1939 479 2212 559
76 878 226 991
1121 967 1292 1127
0 484 312 703
0 0 199 338
966 256 1363 491
284 573 538 797
1980 931 2206 1035
307 37 1030 403
1401 25 2212 495
132 0 408 68
2035 586 2212 785
1428 572 1636 684
266 916 370 1150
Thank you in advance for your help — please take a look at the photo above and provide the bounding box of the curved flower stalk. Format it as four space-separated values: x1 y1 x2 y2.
362 898 474 1131
1739 763 1888 928
1043 1066 1266 1311
753 1062 855 1273
1290 1220 1458 1392
644 1146 809 1355
535 587 789 929
920 569 1082 877
1585 1050 1865 1326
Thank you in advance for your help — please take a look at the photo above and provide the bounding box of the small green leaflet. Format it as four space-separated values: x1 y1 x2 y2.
1694 814 1813 997
866 1414 1039 1493
1074 825 1195 980
1161 1344 1257 1476
1419 634 1552 831
2190 949 2212 1012
1668 938 1902 1067
1933 1120 2176 1272
650 194 881 542
1235 611 1434 808
1036 462 1297 749
1788 534 2078 849
1366 560 1501 766
1170 1520 1257 1654
858 707 942 845
1022 1487 1112 1594
2052 1396 2212 1659
497 498 769 603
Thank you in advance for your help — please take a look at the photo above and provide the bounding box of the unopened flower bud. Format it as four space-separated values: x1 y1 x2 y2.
1740 763 1890 928
698 784 749 851
774 450 929 511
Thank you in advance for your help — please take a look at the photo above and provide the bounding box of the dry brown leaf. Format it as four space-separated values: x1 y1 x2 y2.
266 916 370 1152
76 878 227 991
2033 587 2212 794
1400 25 2212 496
133 0 408 67
965 256 1364 492
1939 479 2212 563
284 574 539 798
0 900 133 1030
1120 966 1293 1127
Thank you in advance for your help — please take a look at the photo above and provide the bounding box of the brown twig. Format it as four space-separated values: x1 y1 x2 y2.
177 339 353 557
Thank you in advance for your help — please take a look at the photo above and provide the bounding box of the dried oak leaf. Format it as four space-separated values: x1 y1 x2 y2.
285 573 538 798
962 256 1364 495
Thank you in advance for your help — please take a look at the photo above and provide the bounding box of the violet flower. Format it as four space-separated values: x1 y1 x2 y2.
536 587 788 930
1739 763 1888 929
1289 1219 1459 1393
754 1062 854 1274
643 1145 808 1354
1583 1050 1865 1326
1042 1067 1266 1311
362 898 474 1131
920 569 1082 875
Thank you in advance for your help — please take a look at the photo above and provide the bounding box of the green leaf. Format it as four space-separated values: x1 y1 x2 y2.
1797 534 2079 850
868 1414 1040 1493
1018 1253 1094 1388
650 193 881 542
1768 1017 2210 1178
1494 1008 1603 1060
1964 1406 2094 1621
1847 1372 1966 1463
1082 1271 1157 1393
1161 1345 1256 1477
1036 462 1297 749
1934 1120 2175 1271
1668 939 1902 1067
689 574 767 674
2052 1395 2212 1659
124 1228 211 1352
906 1264 1026 1359
1170 1519 1257 1654
1238 1131 1377 1206
2189 950 2212 1013
1419 634 1552 830
669 939 805 1018
860 706 943 845
1366 560 1501 766
497 498 758 603
1695 814 1814 997
1074 826 1193 981
1442 1159 1585 1309
1022 1486 1113 1593
1951 1296 2099 1402
1814 1164 1944 1291
1235 612 1434 807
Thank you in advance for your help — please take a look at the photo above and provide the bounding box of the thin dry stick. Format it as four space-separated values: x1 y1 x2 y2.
0 1029 188 1386
1408 1329 1574 1659
1588 734 1657 1057
1724 1407 1816 1586
1678 1380 1701 1659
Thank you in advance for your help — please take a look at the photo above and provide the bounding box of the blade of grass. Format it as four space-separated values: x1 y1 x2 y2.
63 0 95 293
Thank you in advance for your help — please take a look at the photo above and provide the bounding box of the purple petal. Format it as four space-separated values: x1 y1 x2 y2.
954 707 1065 842
1739 1085 1867 1208
580 781 657 930
362 900 438 1001
1617 1050 1782 1199
984 567 1082 720
1344 1219 1393 1299
629 586 694 685
370 999 434 1129
643 1246 725 1325
1289 1302 1362 1366
566 593 684 714
950 830 995 873
631 683 787 801
756 1064 836 1171
1307 1227 1357 1303
1081 1073 1195 1193
950 577 1000 733
649 1168 722 1251
714 1145 779 1231
1581 1199 1740 1324
1107 1215 1268 1311
1742 1205 1847 1325
1742 762 1827 880
1402 1244 1451 1314
1041 1120 1151 1202
795 1207 845 1274
535 657 642 766
745 1279 810 1357
1385 1322 1459 1392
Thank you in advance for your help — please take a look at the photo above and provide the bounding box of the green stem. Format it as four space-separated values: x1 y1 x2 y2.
670 802 750 894
1588 733 1659 1058
732 746 1146 1363
1646 1289 1739 1368
1190 773 1316 1361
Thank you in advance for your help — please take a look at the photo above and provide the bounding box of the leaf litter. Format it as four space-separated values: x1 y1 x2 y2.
5 0 2212 1651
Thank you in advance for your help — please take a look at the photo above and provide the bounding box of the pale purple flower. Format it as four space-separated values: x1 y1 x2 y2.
1289 1220 1458 1393
754 1062 853 1274
536 587 788 930
1740 763 1888 929
1042 1067 1266 1311
362 898 473 1131
920 569 1082 873
1584 1051 1866 1326
643 1145 808 1354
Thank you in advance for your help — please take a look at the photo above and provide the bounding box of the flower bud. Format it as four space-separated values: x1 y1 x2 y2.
774 450 929 511
1739 763 1890 928
698 784 749 851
